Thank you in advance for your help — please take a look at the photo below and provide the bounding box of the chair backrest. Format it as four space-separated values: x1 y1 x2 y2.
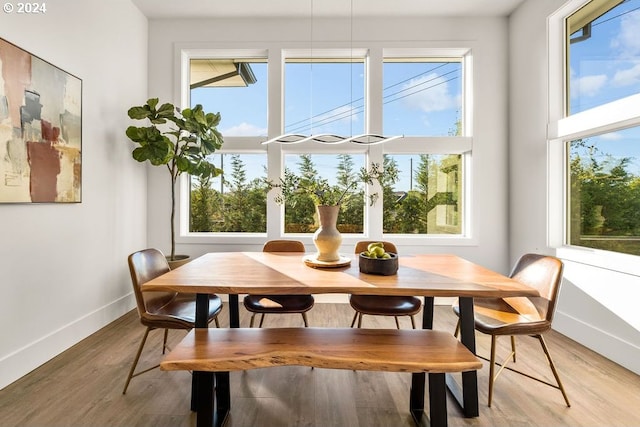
509 253 564 323
263 239 305 253
354 241 398 254
128 248 175 318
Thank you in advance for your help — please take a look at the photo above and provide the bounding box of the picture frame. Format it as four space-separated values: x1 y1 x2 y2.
0 37 82 203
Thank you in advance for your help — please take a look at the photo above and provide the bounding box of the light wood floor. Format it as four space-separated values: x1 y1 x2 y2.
1 303 640 427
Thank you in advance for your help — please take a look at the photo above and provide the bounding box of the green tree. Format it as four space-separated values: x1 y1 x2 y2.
221 155 267 232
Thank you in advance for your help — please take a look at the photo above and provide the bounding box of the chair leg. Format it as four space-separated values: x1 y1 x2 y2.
410 315 416 329
537 335 571 407
511 336 517 362
488 335 497 407
350 311 358 328
249 313 256 328
162 329 169 354
357 313 363 328
453 319 460 337
123 327 152 394
302 312 309 327
394 316 400 329
259 313 266 328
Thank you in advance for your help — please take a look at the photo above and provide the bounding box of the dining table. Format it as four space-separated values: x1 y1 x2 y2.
141 252 539 426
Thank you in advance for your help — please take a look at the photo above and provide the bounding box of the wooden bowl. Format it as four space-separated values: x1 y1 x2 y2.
359 252 399 275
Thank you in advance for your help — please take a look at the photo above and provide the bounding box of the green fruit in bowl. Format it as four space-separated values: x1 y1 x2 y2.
367 242 384 252
372 246 386 257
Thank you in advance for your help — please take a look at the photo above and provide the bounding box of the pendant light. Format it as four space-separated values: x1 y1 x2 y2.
263 0 402 145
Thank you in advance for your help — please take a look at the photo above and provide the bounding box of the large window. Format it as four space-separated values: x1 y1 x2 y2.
184 49 471 239
554 0 640 256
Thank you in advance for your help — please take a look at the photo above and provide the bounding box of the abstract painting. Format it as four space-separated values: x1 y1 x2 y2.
0 37 81 203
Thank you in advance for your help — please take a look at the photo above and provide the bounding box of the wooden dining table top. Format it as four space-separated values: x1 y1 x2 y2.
141 252 539 299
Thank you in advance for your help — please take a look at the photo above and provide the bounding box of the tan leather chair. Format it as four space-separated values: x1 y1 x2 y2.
350 241 421 329
123 248 223 394
453 253 570 407
243 240 314 327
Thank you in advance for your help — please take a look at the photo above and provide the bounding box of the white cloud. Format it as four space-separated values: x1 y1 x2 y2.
400 73 458 113
600 132 624 141
220 122 267 136
571 74 607 98
611 10 640 58
612 63 640 87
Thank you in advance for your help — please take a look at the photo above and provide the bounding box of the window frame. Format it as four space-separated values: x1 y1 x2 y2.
548 0 640 275
175 45 476 247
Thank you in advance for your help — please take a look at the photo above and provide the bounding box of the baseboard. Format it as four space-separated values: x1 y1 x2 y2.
0 293 136 390
554 310 640 376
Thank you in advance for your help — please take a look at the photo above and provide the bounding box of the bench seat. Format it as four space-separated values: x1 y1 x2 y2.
161 327 481 373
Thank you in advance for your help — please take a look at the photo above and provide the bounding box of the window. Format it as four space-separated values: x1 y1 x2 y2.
381 154 462 234
566 0 640 115
190 58 267 136
183 48 471 240
282 153 366 233
550 0 640 258
190 153 268 233
383 59 463 136
284 58 365 136
568 126 640 255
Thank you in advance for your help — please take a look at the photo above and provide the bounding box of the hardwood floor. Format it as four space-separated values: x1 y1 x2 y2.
1 303 640 427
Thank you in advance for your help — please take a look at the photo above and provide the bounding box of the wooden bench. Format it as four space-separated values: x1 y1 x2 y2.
161 327 481 427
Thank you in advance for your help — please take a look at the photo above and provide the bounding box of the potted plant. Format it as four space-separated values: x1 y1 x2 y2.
270 162 389 263
125 98 224 267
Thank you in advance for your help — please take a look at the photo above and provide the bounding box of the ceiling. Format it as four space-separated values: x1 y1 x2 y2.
131 0 527 19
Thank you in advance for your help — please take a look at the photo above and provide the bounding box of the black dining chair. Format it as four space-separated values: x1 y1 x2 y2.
350 241 421 329
243 240 315 327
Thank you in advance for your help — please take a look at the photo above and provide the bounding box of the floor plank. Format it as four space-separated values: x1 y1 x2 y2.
1 303 639 426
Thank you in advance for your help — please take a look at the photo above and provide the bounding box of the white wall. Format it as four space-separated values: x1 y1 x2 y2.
509 0 640 374
0 0 148 389
146 15 511 274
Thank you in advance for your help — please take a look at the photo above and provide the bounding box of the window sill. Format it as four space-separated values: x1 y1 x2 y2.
556 246 640 277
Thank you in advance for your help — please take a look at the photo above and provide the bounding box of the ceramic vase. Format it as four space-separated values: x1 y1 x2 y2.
313 205 342 262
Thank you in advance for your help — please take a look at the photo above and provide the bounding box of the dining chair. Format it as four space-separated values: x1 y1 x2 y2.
350 241 421 329
122 248 223 394
453 253 571 407
243 240 314 327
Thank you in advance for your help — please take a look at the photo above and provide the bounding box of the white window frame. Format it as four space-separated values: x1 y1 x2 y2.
548 0 640 275
174 45 476 247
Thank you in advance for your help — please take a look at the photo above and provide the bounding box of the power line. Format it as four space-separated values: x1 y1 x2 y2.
285 64 461 133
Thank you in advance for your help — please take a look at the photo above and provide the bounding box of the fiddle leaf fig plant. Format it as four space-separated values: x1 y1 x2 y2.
125 98 224 261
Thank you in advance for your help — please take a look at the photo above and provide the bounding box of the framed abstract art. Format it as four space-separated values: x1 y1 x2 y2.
0 37 82 203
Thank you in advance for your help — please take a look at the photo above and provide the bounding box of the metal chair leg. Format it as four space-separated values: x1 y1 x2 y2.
537 335 571 407
394 316 400 329
488 335 497 407
454 319 460 337
511 335 517 362
162 329 169 354
350 311 358 328
410 315 416 329
302 312 309 327
357 313 363 328
123 327 152 394
259 313 266 328
249 313 256 328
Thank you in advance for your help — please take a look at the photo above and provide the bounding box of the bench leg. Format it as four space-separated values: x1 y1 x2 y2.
196 371 214 427
428 373 447 427
410 373 425 425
